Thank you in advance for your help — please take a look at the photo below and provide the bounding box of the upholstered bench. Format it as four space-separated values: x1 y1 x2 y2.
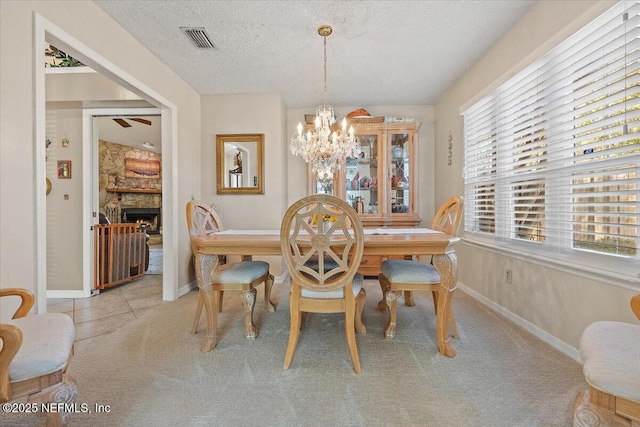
574 295 640 427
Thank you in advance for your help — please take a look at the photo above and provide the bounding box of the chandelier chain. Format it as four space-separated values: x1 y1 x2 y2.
323 33 328 109
289 25 359 173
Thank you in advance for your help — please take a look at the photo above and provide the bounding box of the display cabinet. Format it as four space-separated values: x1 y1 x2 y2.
308 121 421 226
335 121 421 227
307 121 422 275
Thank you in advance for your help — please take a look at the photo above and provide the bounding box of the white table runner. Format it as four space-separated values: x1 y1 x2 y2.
218 228 442 235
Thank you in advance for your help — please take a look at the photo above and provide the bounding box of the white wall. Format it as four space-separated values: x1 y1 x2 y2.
0 1 201 318
200 93 286 276
45 108 83 291
433 0 638 352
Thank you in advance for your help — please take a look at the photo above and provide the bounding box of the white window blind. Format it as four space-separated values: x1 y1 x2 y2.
464 1 640 261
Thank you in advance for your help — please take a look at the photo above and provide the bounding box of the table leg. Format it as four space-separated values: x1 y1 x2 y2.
377 278 389 312
265 274 276 312
195 253 219 352
432 252 458 358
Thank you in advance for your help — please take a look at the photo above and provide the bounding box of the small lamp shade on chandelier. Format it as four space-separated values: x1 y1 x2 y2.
290 25 359 173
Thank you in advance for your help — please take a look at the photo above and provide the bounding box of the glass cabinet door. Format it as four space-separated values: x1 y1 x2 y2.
312 166 335 195
345 134 380 216
388 132 411 216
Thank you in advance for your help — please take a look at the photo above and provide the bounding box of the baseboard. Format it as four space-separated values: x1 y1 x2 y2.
274 270 288 284
457 282 582 363
178 280 198 298
46 290 87 299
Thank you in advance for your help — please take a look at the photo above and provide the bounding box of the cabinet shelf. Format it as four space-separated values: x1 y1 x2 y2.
346 187 378 192
347 158 378 166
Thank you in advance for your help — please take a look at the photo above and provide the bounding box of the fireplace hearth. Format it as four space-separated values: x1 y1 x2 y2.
122 208 161 235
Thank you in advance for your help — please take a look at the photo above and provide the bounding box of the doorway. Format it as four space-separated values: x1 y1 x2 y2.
35 14 179 313
88 111 163 296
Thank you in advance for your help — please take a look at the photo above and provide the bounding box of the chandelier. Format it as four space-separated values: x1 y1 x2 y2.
290 25 359 173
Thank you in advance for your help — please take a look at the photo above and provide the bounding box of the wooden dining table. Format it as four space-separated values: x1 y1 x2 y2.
192 228 460 357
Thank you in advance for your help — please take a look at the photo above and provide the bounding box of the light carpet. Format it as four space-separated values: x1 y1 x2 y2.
2 280 586 426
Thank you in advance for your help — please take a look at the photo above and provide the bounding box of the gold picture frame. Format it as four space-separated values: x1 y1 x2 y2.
216 134 264 195
57 160 71 179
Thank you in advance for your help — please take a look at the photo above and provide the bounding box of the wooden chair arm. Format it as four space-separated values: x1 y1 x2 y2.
632 294 640 321
0 323 23 403
0 288 35 319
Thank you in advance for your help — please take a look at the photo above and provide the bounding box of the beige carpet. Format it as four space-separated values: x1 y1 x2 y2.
2 280 586 426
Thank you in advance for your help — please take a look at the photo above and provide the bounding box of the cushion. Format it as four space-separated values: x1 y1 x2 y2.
9 313 75 383
380 260 440 284
212 260 269 284
580 321 640 402
302 273 363 299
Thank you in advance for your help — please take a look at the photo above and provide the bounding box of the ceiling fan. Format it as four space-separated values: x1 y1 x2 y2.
112 117 152 128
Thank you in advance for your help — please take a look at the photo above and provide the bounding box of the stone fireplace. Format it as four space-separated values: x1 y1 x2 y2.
122 208 161 235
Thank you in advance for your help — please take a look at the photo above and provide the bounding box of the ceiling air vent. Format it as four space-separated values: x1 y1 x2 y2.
180 27 217 50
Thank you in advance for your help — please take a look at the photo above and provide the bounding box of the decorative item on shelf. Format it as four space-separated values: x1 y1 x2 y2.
351 171 360 190
353 196 364 214
290 25 359 173
346 109 370 119
392 145 404 159
371 176 377 188
347 109 384 124
359 176 370 188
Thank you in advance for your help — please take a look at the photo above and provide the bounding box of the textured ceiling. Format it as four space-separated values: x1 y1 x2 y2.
94 0 536 108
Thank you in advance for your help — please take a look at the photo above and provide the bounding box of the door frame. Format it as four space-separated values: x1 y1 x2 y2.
82 108 161 298
35 13 179 312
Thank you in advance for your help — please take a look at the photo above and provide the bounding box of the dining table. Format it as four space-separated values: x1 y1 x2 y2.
192 228 460 357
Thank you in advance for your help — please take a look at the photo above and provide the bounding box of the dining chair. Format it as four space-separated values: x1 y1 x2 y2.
281 194 366 373
186 200 275 340
0 288 77 426
574 293 640 425
378 195 463 340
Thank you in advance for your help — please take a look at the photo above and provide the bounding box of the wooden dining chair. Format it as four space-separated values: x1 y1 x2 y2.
186 201 275 340
378 196 463 340
0 288 77 426
281 194 366 373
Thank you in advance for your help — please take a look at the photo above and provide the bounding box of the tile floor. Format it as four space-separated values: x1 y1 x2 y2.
47 248 164 351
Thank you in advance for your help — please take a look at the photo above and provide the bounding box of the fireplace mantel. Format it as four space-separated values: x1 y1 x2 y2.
106 188 162 194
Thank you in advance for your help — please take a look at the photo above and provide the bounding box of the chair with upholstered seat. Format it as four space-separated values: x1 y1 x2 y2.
281 194 366 373
378 196 463 341
573 294 640 426
0 288 77 426
186 201 275 342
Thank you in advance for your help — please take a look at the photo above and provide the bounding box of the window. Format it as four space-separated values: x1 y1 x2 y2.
464 1 639 269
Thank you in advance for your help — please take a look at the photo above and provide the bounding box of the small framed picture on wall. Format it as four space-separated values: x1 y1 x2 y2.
57 160 71 179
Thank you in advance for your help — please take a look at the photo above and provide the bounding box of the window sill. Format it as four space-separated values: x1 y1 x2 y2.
461 234 640 292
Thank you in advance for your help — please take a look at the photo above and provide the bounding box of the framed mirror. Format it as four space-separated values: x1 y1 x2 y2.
216 133 264 195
